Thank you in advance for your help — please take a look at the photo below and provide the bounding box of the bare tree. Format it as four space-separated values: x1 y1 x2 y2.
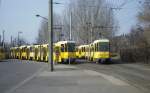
62 0 117 44
36 13 62 44
36 19 48 44
11 37 29 46
138 0 150 45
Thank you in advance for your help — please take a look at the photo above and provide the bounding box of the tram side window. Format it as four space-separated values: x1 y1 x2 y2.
85 47 88 52
92 47 94 52
97 43 98 52
61 44 65 52
79 49 81 54
40 47 42 53
47 45 48 52
39 46 42 53
30 47 33 52
76 48 78 52
55 47 59 53
91 45 94 52
65 44 67 52
43 47 46 54
90 46 92 52
95 44 96 52
95 44 97 52
21 48 22 52
98 43 100 51
42 47 44 53
83 47 84 52
24 48 26 52
35 48 38 54
27 48 29 53
33 48 35 52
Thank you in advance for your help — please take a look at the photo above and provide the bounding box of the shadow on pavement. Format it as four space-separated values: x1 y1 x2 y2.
0 60 9 63
73 59 136 66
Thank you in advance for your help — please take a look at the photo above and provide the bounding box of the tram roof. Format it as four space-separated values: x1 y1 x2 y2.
42 44 48 47
56 41 75 44
10 47 18 49
78 44 89 48
19 45 27 48
93 39 109 44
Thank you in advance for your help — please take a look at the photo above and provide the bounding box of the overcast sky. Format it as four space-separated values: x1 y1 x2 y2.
0 0 141 43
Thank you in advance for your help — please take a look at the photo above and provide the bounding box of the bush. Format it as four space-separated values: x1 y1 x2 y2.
120 47 150 63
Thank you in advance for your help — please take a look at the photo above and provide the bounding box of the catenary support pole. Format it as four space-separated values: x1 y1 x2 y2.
48 0 54 71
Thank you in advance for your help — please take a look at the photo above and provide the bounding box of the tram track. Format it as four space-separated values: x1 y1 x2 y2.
75 61 150 93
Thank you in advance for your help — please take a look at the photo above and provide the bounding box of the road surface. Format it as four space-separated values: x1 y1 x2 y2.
0 59 150 93
75 60 150 93
0 59 46 93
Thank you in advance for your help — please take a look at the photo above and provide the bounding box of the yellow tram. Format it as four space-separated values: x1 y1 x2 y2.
10 47 17 59
54 41 76 63
16 47 21 59
20 45 28 60
89 39 111 63
28 45 35 60
41 44 48 62
75 46 79 58
0 47 5 60
10 38 110 64
34 45 40 61
76 45 88 59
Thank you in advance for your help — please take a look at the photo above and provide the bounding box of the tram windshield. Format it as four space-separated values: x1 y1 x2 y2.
67 43 75 52
99 42 109 52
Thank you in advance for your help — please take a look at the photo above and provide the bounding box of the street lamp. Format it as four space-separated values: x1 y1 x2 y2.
36 14 48 21
36 1 61 71
53 2 61 4
36 14 63 42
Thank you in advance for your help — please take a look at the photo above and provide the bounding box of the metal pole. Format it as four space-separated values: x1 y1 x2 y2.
48 0 54 71
68 11 72 65
11 36 13 47
90 24 92 43
90 7 93 43
18 31 23 46
69 11 72 41
2 30 5 48
18 32 19 46
0 35 1 45
18 31 22 46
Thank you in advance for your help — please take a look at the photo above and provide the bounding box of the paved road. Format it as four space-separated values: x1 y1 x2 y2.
75 60 150 93
0 59 150 93
0 59 47 93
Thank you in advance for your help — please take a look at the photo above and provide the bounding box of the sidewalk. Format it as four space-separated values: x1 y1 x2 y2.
11 64 143 93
